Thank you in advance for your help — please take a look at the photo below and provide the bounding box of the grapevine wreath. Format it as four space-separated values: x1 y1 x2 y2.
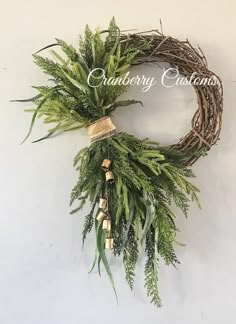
16 18 223 306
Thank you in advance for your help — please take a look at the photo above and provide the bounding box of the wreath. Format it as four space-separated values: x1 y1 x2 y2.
15 18 223 307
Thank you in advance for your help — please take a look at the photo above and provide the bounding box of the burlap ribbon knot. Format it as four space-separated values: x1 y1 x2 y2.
86 116 117 143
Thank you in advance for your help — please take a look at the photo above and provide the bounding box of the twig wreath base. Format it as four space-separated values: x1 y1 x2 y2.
16 18 223 307
121 31 223 165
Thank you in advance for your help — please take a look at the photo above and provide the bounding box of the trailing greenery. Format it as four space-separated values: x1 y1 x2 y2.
18 18 200 307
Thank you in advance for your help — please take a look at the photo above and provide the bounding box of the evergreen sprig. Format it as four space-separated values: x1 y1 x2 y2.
145 228 162 307
123 226 139 290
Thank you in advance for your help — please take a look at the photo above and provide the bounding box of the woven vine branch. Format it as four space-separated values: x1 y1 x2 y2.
120 31 223 165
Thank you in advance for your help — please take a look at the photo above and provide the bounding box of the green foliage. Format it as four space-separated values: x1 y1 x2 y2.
70 132 200 306
123 226 138 290
105 17 120 51
96 221 118 303
19 18 201 307
144 228 161 307
21 18 143 142
82 197 97 246
55 38 78 61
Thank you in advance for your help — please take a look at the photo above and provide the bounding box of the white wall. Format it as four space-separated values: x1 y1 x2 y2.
1 1 236 323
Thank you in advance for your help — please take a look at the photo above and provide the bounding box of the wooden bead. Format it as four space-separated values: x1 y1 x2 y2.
105 171 115 183
102 219 111 231
101 159 112 171
99 198 107 209
96 211 107 222
105 238 114 249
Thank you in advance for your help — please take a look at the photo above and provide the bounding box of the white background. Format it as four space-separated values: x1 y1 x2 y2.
1 1 236 323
